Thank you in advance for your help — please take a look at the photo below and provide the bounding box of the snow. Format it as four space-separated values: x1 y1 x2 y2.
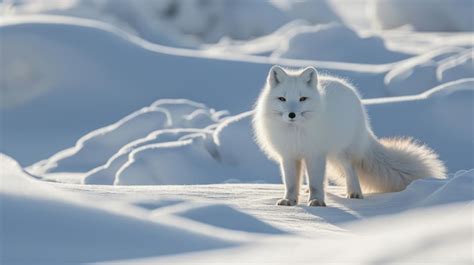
365 78 474 171
384 47 474 95
1 1 473 264
0 154 236 264
31 99 223 175
154 203 473 265
272 23 410 64
2 153 472 264
26 79 473 186
2 0 345 45
168 203 284 234
371 0 474 32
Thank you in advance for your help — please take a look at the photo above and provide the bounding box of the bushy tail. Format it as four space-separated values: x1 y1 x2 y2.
355 137 446 193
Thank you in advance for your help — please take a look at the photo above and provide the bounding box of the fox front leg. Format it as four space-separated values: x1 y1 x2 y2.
305 154 327 207
277 159 304 206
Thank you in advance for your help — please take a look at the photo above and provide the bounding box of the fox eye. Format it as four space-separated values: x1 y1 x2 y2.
278 97 286 102
299 97 308 102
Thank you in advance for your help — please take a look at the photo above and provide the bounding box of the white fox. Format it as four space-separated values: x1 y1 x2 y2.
253 66 446 207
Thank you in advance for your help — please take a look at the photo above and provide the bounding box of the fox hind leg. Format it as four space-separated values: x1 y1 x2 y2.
339 155 363 199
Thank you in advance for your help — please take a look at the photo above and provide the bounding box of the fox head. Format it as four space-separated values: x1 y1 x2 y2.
261 65 323 124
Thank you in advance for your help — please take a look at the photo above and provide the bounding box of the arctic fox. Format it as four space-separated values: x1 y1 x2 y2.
253 66 446 207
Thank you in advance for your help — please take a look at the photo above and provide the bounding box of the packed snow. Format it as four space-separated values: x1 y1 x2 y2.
1 0 473 264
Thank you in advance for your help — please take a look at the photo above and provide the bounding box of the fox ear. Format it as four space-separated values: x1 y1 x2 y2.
268 65 287 87
300 66 318 86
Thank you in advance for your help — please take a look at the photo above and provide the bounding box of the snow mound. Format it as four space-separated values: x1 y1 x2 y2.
84 128 210 185
385 47 474 96
417 169 474 207
359 169 474 217
272 23 409 64
113 112 278 186
371 0 474 32
114 136 216 185
0 154 235 264
32 99 221 175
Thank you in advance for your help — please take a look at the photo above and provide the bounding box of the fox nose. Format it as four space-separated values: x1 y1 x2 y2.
288 112 296 119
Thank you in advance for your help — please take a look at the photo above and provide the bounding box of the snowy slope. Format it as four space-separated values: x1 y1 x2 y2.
0 154 239 264
2 154 472 264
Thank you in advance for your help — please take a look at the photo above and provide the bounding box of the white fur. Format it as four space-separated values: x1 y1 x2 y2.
253 65 446 207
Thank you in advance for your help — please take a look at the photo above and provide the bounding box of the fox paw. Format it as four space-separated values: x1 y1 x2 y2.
276 198 297 206
347 192 364 199
308 199 326 207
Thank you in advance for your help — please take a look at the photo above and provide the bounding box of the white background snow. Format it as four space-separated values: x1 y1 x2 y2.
0 0 473 264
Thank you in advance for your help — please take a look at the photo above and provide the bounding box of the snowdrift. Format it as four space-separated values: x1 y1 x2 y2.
31 99 223 175
366 78 474 171
159 202 473 264
3 152 473 263
1 0 341 45
0 154 237 264
272 23 409 64
31 79 473 186
384 47 474 96
372 0 474 32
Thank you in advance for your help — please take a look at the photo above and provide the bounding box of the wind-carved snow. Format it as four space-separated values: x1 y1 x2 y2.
384 47 474 96
30 99 224 178
271 23 409 64
113 111 279 186
0 154 240 264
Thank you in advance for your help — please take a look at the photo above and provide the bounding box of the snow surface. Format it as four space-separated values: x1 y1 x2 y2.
1 1 473 264
0 154 237 264
1 153 472 264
